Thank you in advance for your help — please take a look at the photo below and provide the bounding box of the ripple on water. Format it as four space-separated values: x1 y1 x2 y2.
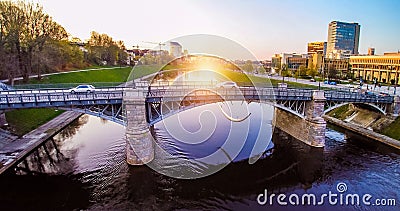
3 107 400 211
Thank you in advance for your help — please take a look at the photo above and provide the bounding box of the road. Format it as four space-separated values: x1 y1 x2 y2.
0 66 130 83
252 73 399 95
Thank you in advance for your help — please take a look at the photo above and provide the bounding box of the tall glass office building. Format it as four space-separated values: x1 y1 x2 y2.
327 21 360 56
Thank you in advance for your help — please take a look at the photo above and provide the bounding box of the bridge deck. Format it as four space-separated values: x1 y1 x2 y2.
0 86 393 107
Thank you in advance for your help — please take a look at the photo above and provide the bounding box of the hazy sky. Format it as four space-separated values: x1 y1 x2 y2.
32 0 400 60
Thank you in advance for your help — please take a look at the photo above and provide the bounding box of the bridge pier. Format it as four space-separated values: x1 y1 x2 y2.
275 90 326 147
304 90 326 147
124 90 154 165
0 112 7 126
388 95 400 118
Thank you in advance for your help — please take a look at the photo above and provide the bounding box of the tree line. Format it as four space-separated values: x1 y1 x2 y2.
0 1 127 85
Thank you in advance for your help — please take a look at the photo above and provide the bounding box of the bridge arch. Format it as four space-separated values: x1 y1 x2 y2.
58 104 125 126
146 97 305 126
324 102 387 115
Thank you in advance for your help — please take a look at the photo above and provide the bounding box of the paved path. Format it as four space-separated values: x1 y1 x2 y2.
324 115 400 149
1 66 130 83
0 128 18 149
0 111 82 174
254 73 399 95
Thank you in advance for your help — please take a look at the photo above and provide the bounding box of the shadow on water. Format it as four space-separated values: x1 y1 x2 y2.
0 174 90 210
5 115 89 176
0 116 91 210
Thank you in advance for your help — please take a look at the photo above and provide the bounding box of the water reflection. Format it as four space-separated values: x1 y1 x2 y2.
0 173 90 210
147 102 274 179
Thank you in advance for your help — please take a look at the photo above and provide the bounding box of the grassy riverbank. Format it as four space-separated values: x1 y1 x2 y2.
382 119 400 140
5 66 158 136
217 70 319 89
25 65 158 84
5 109 65 136
327 104 400 141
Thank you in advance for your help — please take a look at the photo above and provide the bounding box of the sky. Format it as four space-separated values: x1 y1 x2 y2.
31 0 400 60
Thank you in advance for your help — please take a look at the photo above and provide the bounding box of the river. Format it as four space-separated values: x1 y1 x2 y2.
0 103 399 210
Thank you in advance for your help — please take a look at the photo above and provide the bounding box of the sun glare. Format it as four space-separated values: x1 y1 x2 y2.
153 54 244 83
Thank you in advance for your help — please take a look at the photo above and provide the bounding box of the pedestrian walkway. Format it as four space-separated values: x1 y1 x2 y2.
0 66 129 83
0 128 18 149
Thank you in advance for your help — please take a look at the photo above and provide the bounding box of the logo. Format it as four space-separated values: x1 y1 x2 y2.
257 182 396 207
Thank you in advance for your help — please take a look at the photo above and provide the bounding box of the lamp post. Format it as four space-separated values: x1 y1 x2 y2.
132 66 137 89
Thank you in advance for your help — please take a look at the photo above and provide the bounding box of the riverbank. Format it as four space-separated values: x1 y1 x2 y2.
324 115 400 149
0 111 82 174
0 66 124 83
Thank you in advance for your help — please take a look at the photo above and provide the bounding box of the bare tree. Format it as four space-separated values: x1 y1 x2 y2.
0 1 68 83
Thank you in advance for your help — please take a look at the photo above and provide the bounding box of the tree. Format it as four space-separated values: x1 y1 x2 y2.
242 60 254 73
328 67 338 81
307 66 318 78
281 64 291 77
0 1 68 82
299 65 307 76
274 62 281 75
87 31 128 66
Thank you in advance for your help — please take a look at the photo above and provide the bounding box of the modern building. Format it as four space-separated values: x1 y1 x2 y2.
287 55 309 70
307 42 327 56
322 58 350 79
271 53 310 74
368 47 375 56
271 54 282 73
327 21 360 56
350 53 400 84
310 52 324 71
170 41 182 58
271 53 309 73
326 49 352 59
261 60 272 73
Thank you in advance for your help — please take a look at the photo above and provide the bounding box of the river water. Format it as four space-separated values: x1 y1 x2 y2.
0 103 399 211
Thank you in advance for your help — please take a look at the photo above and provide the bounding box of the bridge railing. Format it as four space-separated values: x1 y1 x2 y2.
146 86 314 101
324 90 393 103
0 90 125 107
0 86 130 95
11 82 127 90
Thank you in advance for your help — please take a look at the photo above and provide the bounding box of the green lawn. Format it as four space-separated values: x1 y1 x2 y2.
37 67 131 83
25 65 160 84
214 70 320 89
326 104 351 120
382 118 400 140
6 109 65 137
6 65 159 136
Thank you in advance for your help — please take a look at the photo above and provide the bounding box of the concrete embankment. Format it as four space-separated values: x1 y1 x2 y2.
0 111 82 174
323 115 400 150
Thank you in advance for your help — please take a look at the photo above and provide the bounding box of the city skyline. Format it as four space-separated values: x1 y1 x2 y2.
31 0 400 60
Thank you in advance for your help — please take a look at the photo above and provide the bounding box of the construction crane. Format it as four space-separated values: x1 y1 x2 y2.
142 41 166 51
